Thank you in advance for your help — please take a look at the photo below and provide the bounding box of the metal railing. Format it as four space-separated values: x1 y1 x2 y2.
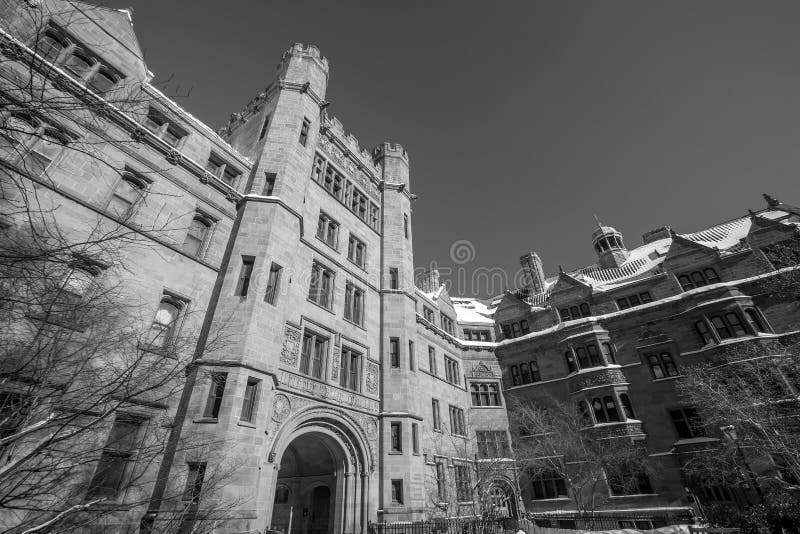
528 509 694 531
369 517 511 534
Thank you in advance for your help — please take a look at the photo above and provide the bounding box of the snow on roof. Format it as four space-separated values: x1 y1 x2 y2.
451 298 496 325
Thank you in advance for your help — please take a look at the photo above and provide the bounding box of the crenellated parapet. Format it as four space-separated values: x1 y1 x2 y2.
371 142 409 165
318 114 383 198
217 82 279 138
278 42 329 73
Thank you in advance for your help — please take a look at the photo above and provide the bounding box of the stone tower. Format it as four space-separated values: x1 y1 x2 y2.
520 252 546 294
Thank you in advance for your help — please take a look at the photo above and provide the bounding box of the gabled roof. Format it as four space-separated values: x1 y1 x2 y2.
63 2 145 67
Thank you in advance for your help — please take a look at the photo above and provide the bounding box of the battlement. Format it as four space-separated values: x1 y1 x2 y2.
217 83 277 138
371 142 409 164
278 42 329 72
323 115 383 178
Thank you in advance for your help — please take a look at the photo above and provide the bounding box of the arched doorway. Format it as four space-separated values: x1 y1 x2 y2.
272 432 343 534
487 479 519 518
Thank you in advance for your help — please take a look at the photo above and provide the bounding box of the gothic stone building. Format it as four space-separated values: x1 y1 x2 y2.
0 1 798 533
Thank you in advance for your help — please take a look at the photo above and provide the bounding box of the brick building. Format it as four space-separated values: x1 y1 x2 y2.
0 1 798 533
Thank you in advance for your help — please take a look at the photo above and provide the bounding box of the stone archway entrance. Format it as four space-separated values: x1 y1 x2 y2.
272 432 344 534
488 479 519 518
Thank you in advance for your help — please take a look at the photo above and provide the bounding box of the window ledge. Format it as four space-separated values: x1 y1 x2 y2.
315 235 339 253
343 317 366 331
237 420 256 428
652 375 684 383
306 298 335 315
530 497 570 502
609 493 659 498
346 258 368 273
193 417 218 424
388 451 403 455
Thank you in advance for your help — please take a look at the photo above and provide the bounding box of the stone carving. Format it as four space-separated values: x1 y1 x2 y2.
280 324 301 367
318 135 380 200
364 416 378 440
330 345 341 382
591 421 644 439
272 393 291 422
278 369 379 413
365 362 379 395
165 150 182 165
568 368 627 393
130 128 146 143
469 361 495 378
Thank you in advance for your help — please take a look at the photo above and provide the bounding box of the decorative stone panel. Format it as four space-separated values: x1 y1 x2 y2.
365 362 379 395
330 345 341 382
272 393 291 422
590 421 645 440
568 368 627 393
280 324 301 367
277 370 379 413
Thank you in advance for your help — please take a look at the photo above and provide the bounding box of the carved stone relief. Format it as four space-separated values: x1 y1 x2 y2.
365 362 379 395
280 324 301 367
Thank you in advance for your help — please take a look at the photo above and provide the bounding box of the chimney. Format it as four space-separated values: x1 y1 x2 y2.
642 226 672 245
520 252 546 295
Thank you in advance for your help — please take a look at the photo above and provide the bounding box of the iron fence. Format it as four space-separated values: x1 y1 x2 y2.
528 509 694 531
368 517 511 534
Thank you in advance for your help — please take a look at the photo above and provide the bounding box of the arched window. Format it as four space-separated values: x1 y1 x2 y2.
691 271 707 287
704 268 720 283
578 401 592 427
695 320 714 345
183 216 211 257
710 316 732 339
604 396 621 422
108 173 147 219
530 360 541 382
569 306 580 320
601 342 617 364
64 48 94 79
38 30 69 63
646 352 679 379
586 344 603 367
510 365 521 386
579 303 591 317
89 68 118 94
565 350 578 373
520 363 531 384
724 312 747 337
745 308 766 333
575 347 589 369
620 393 635 419
678 275 694 291
591 397 607 423
149 296 183 347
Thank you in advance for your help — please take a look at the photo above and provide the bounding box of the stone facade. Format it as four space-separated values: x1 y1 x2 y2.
2 2 799 533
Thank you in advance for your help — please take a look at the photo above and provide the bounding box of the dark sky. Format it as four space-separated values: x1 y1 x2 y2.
102 0 800 297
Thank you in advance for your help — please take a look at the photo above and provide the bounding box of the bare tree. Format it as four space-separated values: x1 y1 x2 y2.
509 398 652 513
0 2 241 531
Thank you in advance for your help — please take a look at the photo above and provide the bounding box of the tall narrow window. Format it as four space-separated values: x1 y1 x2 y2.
412 423 419 454
565 350 578 373
344 283 365 326
428 346 437 375
436 459 447 500
258 114 271 140
511 365 521 385
724 312 747 337
601 342 616 364
695 320 714 345
403 214 409 238
669 408 705 439
300 331 328 379
316 213 339 249
710 316 732 339
263 172 276 196
86 415 141 499
240 377 261 423
348 235 366 269
530 471 568 500
390 422 402 452
587 344 603 366
619 393 635 419
204 372 228 419
308 262 334 309
339 348 361 392
408 340 415 370
235 256 255 297
148 294 186 348
389 268 399 290
454 463 471 501
299 118 310 146
391 479 404 504
389 337 400 368
432 399 441 430
182 215 212 258
264 263 282 305
646 351 679 379
745 308 766 333
183 462 207 502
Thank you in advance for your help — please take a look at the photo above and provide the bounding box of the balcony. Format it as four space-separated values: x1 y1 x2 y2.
588 420 645 440
568 367 627 394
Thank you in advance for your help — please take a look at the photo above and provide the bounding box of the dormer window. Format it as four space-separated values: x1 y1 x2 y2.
35 25 123 94
559 302 591 321
678 268 720 291
144 107 187 149
205 152 241 187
